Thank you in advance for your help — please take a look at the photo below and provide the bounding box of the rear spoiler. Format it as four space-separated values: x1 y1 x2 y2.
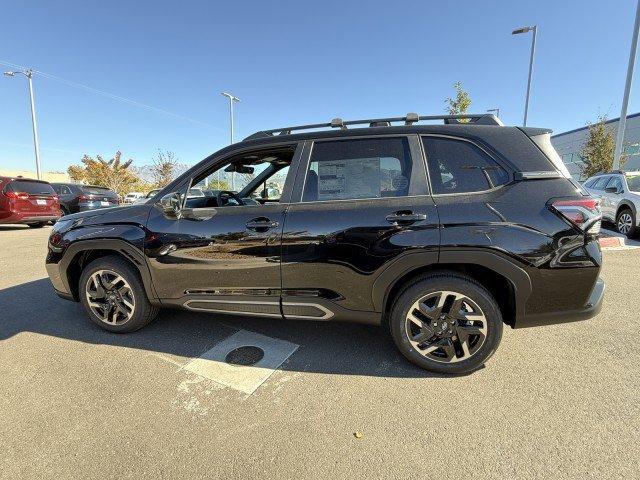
519 127 553 137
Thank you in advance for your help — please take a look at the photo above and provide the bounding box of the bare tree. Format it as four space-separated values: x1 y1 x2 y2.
151 149 178 187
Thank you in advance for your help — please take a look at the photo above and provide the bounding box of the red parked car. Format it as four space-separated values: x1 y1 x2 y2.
0 176 61 228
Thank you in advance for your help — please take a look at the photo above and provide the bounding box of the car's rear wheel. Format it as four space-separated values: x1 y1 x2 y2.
389 273 503 374
79 255 159 332
616 208 638 238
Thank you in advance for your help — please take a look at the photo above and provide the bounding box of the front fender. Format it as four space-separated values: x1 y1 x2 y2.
47 224 159 304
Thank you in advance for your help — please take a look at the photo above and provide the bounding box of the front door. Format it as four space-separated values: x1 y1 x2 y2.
145 143 300 317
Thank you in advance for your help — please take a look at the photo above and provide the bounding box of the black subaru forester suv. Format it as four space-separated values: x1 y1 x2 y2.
46 114 605 374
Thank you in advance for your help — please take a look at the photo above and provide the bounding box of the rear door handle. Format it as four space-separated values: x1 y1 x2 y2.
246 218 279 230
385 212 427 224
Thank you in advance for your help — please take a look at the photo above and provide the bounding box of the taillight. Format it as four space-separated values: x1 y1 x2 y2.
550 197 602 234
78 194 89 201
4 191 29 200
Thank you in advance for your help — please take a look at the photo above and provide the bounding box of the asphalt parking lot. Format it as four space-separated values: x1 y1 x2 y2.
1 225 638 479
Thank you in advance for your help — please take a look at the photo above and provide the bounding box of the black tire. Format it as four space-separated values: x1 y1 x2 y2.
27 222 46 228
79 255 160 333
389 273 503 375
616 208 638 239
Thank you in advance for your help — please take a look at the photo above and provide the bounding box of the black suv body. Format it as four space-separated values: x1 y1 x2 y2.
46 114 605 373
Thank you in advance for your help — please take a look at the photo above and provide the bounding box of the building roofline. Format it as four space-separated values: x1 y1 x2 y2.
551 112 640 139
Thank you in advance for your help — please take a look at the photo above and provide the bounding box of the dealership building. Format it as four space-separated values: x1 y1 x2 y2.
551 112 640 179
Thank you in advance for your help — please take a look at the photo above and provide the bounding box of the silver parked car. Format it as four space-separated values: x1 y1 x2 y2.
583 171 640 238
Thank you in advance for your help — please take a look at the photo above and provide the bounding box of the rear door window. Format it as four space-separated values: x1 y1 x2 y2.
421 137 510 194
5 180 55 196
605 176 623 192
590 176 609 190
302 137 422 202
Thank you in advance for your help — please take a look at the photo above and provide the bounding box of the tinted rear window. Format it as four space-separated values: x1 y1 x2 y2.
6 180 55 195
82 186 115 196
422 137 510 194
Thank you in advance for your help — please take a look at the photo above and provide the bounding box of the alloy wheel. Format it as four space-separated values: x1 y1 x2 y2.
85 269 136 325
618 212 633 235
405 290 488 363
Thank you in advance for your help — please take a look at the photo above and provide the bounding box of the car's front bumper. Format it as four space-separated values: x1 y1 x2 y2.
515 278 605 328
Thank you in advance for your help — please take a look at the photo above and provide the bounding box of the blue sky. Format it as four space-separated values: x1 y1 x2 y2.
1 0 639 172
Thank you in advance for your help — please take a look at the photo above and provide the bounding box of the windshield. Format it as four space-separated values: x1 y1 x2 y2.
627 174 640 192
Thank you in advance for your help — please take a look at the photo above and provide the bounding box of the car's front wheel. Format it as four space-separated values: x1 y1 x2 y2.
389 273 503 374
79 255 159 332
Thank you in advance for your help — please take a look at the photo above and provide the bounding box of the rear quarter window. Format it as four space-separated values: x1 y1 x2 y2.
421 137 510 194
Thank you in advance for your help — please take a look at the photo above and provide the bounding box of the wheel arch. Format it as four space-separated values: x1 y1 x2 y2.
377 250 532 328
615 201 636 220
61 239 159 304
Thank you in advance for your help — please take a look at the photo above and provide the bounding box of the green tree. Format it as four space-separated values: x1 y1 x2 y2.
206 178 231 190
580 115 625 178
151 149 178 187
445 81 472 118
67 151 144 196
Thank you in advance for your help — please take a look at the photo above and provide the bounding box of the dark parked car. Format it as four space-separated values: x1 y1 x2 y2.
50 183 119 215
45 113 604 374
0 176 61 227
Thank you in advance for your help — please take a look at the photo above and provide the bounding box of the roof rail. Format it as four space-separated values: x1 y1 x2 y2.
244 113 503 140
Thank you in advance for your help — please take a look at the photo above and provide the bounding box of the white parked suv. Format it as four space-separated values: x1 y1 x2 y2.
583 171 640 238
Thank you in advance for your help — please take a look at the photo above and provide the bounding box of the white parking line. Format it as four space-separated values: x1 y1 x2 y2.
181 330 299 395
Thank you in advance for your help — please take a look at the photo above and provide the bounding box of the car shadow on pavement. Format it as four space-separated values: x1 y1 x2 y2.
0 279 467 379
0 225 39 231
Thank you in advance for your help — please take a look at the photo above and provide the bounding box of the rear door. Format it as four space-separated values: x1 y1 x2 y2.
280 135 439 320
53 184 75 212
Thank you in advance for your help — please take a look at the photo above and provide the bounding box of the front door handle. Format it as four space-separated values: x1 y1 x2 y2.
385 212 427 224
246 218 279 231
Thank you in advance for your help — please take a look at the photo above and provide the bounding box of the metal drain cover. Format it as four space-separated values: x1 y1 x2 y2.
225 346 265 366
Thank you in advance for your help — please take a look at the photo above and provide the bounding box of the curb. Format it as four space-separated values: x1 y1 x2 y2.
598 236 625 249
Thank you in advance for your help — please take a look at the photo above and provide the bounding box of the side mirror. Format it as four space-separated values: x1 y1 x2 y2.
157 192 182 218
604 186 620 194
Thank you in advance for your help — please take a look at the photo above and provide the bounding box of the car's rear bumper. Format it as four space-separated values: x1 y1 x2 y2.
515 278 605 328
0 212 61 224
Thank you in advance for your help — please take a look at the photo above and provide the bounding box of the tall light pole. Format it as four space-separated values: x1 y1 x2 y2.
4 69 42 179
512 25 537 126
220 92 240 190
613 0 640 170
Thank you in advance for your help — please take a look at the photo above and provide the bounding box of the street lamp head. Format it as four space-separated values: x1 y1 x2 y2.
3 71 16 77
512 26 535 35
221 91 241 102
